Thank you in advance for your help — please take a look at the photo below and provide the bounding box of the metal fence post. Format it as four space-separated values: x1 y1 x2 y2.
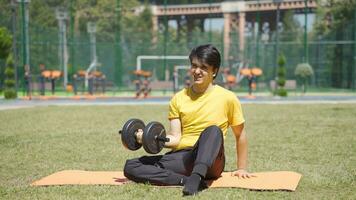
304 0 309 63
353 8 356 90
115 0 122 87
19 0 30 71
11 0 18 93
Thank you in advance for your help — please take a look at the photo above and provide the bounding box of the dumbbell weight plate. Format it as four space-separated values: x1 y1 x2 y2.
120 119 145 151
142 122 166 154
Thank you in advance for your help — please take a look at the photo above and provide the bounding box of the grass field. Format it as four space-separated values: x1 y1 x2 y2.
0 104 355 199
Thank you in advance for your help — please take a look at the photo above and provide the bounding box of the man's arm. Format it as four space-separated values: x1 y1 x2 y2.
231 123 254 178
164 118 182 148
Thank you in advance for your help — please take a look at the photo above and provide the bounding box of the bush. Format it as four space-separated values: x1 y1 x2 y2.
277 66 286 78
277 54 286 66
4 79 15 87
295 63 314 78
277 77 286 86
5 67 14 77
295 63 314 93
275 88 288 97
275 54 288 96
4 89 17 99
3 54 17 99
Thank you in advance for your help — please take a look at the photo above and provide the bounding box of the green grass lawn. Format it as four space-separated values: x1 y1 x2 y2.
0 104 355 199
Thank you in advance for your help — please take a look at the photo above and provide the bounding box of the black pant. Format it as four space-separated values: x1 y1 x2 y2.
124 125 225 186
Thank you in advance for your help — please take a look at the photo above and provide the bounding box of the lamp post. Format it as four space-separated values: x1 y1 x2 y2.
87 22 97 67
261 22 269 78
69 0 76 77
255 0 261 68
56 8 68 89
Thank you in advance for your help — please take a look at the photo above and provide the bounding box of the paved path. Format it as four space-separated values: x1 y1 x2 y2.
0 95 355 111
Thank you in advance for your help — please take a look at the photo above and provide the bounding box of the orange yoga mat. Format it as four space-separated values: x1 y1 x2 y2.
31 170 302 191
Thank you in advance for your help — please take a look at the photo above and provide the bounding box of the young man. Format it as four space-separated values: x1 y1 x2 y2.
124 44 253 196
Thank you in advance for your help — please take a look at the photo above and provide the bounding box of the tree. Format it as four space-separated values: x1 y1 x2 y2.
280 10 302 42
314 0 356 34
0 27 12 59
313 0 356 88
0 27 12 93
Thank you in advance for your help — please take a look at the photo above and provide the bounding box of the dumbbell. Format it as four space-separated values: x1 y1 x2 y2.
119 119 170 154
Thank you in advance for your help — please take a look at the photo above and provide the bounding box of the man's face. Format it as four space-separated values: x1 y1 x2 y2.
190 58 216 86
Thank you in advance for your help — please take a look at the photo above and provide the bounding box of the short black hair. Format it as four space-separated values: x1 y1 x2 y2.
189 44 221 79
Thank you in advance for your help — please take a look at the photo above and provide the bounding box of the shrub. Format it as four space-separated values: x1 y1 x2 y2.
4 54 17 99
4 89 16 99
295 63 314 78
275 88 288 97
5 67 14 77
4 79 15 87
276 54 288 96
295 63 314 93
277 77 286 86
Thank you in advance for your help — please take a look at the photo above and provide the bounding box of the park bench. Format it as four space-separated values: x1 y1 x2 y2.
31 82 52 91
149 81 174 91
269 80 297 90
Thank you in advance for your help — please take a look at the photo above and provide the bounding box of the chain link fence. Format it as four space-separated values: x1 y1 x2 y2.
0 3 355 95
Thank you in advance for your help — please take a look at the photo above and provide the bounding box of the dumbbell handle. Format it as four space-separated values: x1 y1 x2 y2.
156 135 170 142
155 129 170 143
125 129 168 143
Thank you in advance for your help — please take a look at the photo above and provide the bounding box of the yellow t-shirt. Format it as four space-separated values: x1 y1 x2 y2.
168 85 245 151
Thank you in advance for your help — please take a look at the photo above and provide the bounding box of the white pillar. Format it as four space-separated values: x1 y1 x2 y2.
223 13 232 62
56 8 68 88
152 15 158 44
238 12 246 54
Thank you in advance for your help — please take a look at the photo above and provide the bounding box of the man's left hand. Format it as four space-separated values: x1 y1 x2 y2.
231 169 256 178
